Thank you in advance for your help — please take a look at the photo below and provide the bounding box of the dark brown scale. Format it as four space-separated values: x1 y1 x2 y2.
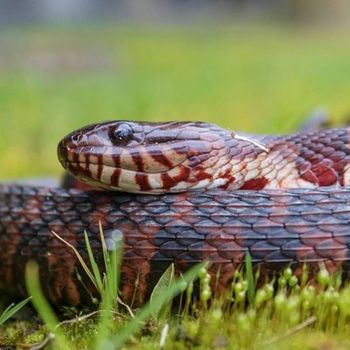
2 184 350 306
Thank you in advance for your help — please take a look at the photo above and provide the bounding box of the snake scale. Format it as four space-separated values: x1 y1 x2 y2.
2 121 350 306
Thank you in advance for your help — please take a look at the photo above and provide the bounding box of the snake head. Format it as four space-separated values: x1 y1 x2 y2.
58 120 237 193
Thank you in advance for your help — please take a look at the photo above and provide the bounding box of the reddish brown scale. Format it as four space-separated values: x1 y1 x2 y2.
240 177 269 190
219 169 236 190
161 173 177 189
122 235 157 305
193 167 212 182
293 129 350 186
46 239 81 305
317 169 339 187
88 208 108 228
301 160 339 186
161 166 191 190
9 194 46 294
301 170 321 184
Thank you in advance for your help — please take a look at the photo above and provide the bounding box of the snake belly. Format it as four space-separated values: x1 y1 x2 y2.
2 123 350 306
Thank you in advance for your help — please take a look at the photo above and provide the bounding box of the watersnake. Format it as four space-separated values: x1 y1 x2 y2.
2 121 350 306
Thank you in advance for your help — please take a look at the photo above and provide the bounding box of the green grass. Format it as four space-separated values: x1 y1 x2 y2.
4 259 350 349
2 20 350 349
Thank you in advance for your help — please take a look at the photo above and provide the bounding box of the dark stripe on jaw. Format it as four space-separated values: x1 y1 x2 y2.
113 153 120 169
131 151 145 172
110 146 126 187
67 153 83 177
111 168 121 187
135 173 152 192
150 148 173 169
73 155 91 180
97 155 103 181
72 151 79 163
110 153 121 184
85 154 91 177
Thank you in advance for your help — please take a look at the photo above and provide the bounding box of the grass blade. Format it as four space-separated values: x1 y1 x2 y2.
150 264 175 319
51 230 98 291
245 253 255 305
93 226 122 350
25 261 72 350
100 223 121 302
84 230 104 295
111 263 203 348
0 297 32 326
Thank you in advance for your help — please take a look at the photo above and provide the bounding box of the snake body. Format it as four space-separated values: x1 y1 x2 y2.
2 122 350 306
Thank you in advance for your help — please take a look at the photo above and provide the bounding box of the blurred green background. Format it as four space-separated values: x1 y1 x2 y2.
1 20 350 178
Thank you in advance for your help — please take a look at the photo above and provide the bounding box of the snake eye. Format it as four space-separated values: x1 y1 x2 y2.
110 124 133 146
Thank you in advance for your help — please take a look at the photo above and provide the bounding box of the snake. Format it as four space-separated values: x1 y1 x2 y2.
2 120 350 306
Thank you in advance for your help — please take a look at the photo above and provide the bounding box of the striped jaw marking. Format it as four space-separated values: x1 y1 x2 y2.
57 120 233 193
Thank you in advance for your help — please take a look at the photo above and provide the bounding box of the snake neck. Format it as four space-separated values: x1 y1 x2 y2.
224 128 350 190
